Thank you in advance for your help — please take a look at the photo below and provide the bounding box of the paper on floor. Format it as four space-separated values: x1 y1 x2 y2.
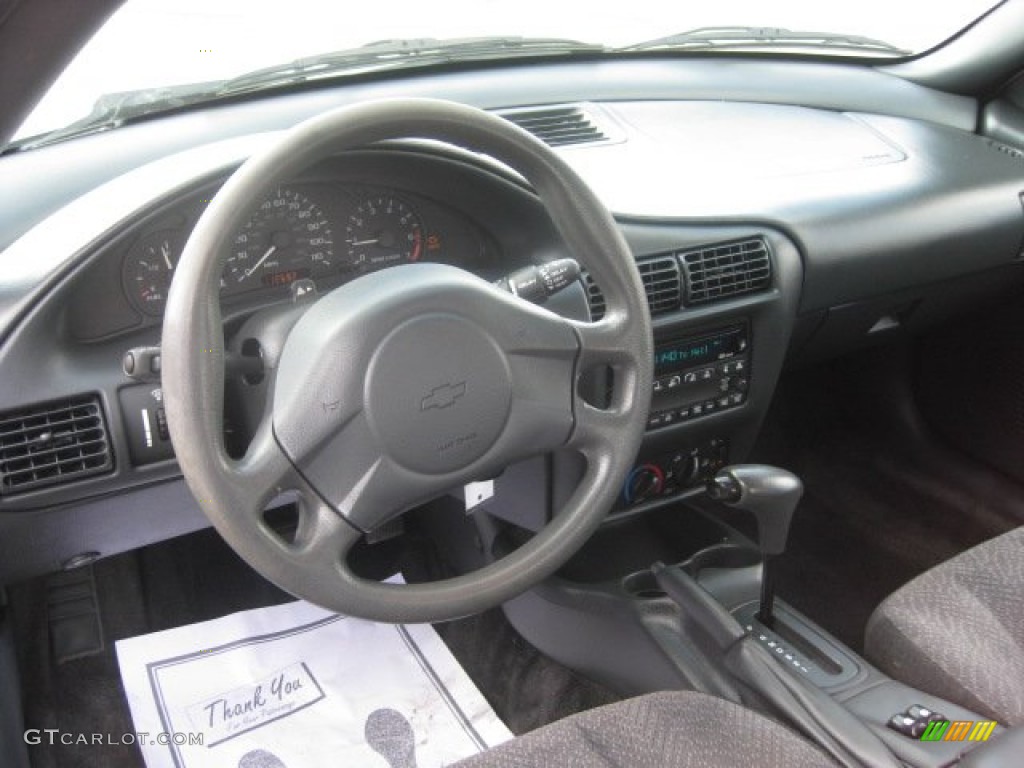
115 595 512 768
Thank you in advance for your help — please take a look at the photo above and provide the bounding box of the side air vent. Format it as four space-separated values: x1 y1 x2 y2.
986 139 1024 161
583 256 682 320
0 395 113 496
583 272 607 320
681 238 772 306
500 105 609 147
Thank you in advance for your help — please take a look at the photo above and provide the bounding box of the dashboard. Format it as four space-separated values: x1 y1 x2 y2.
2 56 1024 584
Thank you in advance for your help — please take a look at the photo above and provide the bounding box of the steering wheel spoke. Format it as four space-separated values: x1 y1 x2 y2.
571 314 636 368
290 486 364 570
229 423 303 517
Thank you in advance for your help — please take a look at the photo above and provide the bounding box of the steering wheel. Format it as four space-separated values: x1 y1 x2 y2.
162 99 652 623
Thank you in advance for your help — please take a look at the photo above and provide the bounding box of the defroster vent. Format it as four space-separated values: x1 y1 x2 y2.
0 395 113 496
681 238 772 305
584 256 681 321
500 105 609 147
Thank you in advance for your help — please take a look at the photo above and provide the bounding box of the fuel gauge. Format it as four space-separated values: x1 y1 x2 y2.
123 229 185 316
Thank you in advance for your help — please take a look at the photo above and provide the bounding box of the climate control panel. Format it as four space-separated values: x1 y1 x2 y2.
621 439 729 505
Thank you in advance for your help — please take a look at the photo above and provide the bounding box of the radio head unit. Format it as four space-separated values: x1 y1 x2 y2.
648 325 749 429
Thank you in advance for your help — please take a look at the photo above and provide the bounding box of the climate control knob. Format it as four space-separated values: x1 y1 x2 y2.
624 464 665 504
670 451 702 486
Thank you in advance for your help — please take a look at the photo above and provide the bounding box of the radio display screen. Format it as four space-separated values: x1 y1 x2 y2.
655 330 743 374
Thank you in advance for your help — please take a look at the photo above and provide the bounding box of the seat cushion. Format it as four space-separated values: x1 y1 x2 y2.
865 526 1024 725
453 690 836 767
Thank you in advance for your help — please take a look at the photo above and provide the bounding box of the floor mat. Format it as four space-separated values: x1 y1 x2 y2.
14 527 617 767
115 593 511 768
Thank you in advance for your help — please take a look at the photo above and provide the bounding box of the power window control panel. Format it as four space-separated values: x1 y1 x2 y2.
886 704 946 739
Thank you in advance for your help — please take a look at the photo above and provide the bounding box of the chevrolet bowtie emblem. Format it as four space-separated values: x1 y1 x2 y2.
420 381 467 411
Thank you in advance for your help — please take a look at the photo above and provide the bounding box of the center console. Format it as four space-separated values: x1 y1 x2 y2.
496 479 1012 768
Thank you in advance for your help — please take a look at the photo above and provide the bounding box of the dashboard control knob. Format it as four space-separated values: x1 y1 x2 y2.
624 464 665 504
670 451 702 486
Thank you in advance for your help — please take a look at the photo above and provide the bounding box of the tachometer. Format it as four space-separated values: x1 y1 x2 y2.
223 187 333 295
123 228 185 316
344 194 423 270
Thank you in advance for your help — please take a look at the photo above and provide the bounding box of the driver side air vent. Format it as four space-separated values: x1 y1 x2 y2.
0 395 113 496
583 256 682 321
500 105 609 147
681 238 772 305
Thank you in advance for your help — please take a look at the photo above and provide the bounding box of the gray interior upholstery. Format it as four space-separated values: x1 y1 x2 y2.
865 526 1024 725
453 690 837 767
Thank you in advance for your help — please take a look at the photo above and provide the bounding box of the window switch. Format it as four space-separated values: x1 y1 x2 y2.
906 704 944 724
887 714 926 739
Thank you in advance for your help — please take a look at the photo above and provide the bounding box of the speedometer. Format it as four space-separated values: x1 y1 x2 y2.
344 194 423 270
223 187 333 295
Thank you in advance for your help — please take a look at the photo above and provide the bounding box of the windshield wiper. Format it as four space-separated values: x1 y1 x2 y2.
217 36 606 95
619 27 909 56
6 37 604 153
8 81 226 153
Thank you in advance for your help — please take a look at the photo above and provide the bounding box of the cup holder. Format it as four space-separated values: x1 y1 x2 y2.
683 542 761 576
621 570 667 600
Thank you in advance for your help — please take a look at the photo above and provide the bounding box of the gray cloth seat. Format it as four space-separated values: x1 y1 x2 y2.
453 690 837 767
865 526 1024 725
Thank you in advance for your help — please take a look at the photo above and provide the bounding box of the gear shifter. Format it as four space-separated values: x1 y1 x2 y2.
707 465 803 627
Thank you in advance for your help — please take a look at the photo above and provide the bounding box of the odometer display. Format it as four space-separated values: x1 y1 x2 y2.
261 268 309 288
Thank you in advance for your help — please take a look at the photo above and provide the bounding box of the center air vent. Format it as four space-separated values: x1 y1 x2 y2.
500 105 609 147
681 239 772 305
0 395 113 496
584 256 681 320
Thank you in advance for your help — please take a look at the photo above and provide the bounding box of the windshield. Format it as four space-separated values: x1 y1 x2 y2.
14 0 1005 145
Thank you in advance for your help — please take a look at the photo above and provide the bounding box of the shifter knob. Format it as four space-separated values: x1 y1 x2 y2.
707 465 802 556
707 465 803 628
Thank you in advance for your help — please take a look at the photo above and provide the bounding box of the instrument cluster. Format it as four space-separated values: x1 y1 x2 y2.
121 182 488 318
